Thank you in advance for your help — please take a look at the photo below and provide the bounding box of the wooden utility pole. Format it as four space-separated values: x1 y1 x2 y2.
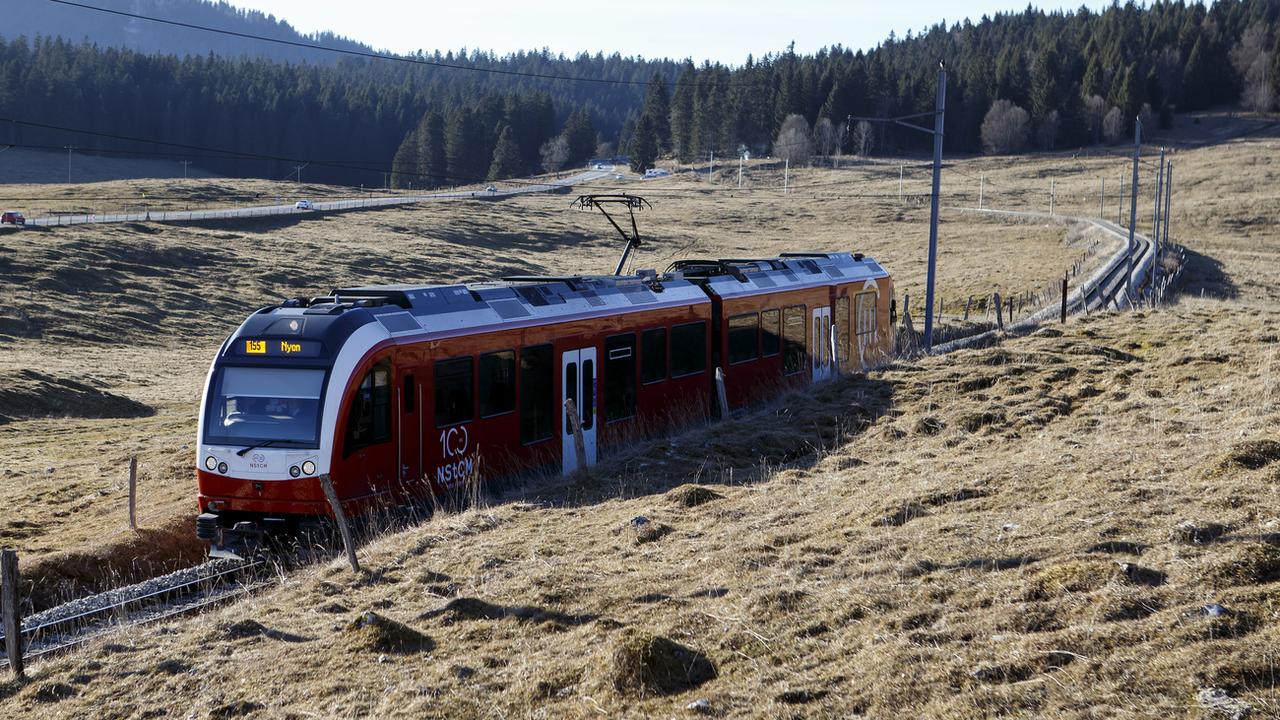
318 475 359 573
2 550 22 678
1061 274 1069 323
563 398 587 473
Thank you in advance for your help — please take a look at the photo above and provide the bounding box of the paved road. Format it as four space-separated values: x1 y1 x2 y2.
14 167 614 228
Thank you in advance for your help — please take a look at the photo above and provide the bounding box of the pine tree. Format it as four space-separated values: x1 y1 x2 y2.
641 72 671 153
487 125 522 180
628 113 658 173
1182 36 1211 111
561 108 596 166
421 111 447 188
1081 56 1104 98
669 62 696 162
1030 45 1063 124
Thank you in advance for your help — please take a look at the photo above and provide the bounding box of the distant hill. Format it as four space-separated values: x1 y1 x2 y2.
4 0 371 63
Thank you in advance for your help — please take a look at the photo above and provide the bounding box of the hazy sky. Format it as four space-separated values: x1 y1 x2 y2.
227 0 1114 65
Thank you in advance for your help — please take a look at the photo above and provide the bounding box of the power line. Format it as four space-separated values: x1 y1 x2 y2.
45 0 669 87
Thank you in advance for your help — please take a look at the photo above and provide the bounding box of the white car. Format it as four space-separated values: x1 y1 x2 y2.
485 185 498 193
294 200 313 210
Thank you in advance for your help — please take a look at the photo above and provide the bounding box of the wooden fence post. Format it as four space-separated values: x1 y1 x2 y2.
714 368 730 417
993 292 1004 331
563 398 588 473
318 475 359 573
2 549 22 679
128 456 137 530
962 296 972 321
1061 274 1069 323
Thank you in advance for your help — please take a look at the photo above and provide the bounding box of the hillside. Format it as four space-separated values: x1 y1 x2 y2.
5 0 371 63
0 120 1276 714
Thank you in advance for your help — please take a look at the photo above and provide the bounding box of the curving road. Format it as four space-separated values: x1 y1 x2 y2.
16 166 615 228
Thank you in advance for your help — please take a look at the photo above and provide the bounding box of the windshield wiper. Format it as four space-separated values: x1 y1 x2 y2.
236 439 293 457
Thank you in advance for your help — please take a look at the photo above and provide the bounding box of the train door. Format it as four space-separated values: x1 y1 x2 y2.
397 370 421 492
811 306 833 382
560 347 597 474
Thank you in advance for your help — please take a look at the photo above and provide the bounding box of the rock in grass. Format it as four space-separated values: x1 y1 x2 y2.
1197 688 1252 720
632 520 674 545
1170 520 1229 545
600 629 715 697
344 611 434 654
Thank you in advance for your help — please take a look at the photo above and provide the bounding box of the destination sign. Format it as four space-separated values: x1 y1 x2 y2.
236 338 323 358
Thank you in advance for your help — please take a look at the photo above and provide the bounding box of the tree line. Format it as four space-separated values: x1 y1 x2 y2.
4 1 1277 188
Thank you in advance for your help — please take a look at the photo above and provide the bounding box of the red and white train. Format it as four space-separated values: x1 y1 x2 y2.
195 251 894 556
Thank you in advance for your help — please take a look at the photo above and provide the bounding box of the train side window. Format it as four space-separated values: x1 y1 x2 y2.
727 312 759 364
345 363 391 454
670 321 707 377
520 344 553 444
782 305 806 375
480 350 516 418
434 356 474 427
605 334 636 422
581 359 595 430
403 374 415 414
641 327 667 384
761 309 780 356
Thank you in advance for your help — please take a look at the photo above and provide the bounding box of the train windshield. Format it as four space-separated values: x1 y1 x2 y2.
204 367 326 448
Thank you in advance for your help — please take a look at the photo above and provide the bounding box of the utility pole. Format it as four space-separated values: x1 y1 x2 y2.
1050 178 1055 215
293 164 307 184
1162 162 1173 256
738 152 744 189
922 61 946 353
979 173 984 209
64 145 76 184
180 160 192 180
1125 117 1142 300
1099 177 1105 219
1152 147 1165 248
898 164 904 202
784 157 789 194
709 150 714 180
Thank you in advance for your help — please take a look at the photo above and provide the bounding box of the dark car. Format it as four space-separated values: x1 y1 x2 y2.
1 211 25 225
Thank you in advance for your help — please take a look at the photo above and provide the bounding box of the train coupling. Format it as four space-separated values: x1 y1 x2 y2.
198 513 277 560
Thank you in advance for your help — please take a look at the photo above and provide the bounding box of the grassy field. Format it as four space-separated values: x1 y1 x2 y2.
0 115 1277 716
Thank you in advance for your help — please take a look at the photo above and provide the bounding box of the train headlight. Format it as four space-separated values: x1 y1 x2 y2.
204 456 217 471
217 462 228 474
301 460 316 475
289 465 301 478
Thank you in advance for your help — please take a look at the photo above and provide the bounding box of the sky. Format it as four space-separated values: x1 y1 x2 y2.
227 0 1115 65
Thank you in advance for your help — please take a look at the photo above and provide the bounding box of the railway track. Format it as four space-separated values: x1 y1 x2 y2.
1 558 275 667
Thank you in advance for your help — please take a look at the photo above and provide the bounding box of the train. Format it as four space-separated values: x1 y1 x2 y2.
195 251 895 557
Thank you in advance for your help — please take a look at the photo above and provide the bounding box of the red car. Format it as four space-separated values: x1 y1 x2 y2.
0 211 25 225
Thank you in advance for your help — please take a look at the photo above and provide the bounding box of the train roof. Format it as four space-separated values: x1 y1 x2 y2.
223 251 887 357
671 251 887 299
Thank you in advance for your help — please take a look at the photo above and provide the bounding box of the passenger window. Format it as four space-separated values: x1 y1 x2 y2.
782 305 806 375
565 362 578 431
521 344 553 444
670 321 707 377
761 309 780 356
605 334 637 422
581 359 595 430
345 363 391 453
641 328 667 384
434 357 474 427
727 312 759 364
479 350 516 417
403 374 415 414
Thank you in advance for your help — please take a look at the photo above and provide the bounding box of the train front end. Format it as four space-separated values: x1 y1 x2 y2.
194 303 370 558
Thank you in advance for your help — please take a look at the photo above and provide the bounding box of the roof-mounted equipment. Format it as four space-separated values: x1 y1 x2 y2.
572 194 652 276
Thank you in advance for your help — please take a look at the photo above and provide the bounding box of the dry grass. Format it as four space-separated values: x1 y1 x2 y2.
0 116 1278 716
4 301 1279 717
